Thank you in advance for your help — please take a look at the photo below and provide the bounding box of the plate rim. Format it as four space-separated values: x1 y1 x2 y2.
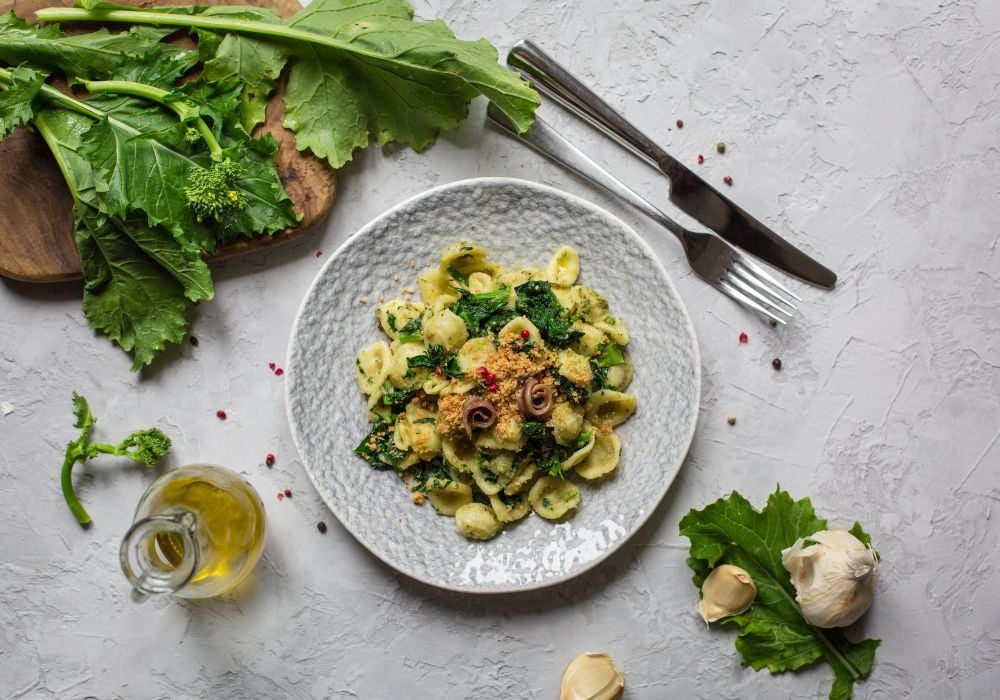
286 176 701 594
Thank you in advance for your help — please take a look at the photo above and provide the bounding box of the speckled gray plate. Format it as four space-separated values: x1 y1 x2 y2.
286 178 700 593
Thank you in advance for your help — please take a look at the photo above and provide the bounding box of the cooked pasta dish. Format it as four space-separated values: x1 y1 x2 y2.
353 243 637 540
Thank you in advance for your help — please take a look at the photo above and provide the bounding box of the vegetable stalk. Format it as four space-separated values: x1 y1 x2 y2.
82 79 223 160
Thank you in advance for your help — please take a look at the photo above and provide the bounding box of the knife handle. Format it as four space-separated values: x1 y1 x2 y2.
508 40 679 173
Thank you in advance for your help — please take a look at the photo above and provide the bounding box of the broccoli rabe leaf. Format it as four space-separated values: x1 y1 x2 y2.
679 488 880 700
354 417 406 471
395 316 422 343
0 12 181 79
514 280 576 346
61 392 172 525
0 64 45 140
452 285 511 337
380 382 413 408
595 343 625 367
407 345 464 379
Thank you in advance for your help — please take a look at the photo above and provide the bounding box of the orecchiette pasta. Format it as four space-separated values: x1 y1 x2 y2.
353 243 636 540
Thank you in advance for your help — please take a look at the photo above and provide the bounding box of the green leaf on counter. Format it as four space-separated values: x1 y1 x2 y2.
679 488 880 700
0 64 45 139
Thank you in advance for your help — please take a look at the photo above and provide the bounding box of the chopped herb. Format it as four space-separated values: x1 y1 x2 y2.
355 357 365 375
514 281 578 346
354 418 405 471
541 496 552 508
595 343 625 367
413 417 437 424
573 430 593 450
500 492 524 507
480 466 499 483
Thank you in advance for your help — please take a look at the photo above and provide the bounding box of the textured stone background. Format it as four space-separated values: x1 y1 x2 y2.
2 0 999 697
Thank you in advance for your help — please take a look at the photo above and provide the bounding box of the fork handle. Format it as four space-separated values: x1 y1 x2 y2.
508 40 679 175
486 105 689 247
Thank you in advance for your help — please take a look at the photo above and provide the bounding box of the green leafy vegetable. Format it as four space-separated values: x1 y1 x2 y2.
36 0 541 169
522 420 549 443
679 488 880 700
0 64 44 138
395 316 422 343
407 345 464 379
514 280 576 346
61 392 172 525
354 417 405 471
595 343 625 367
451 285 512 336
380 381 413 408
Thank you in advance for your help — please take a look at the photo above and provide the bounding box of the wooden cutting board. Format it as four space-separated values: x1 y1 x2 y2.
0 0 336 282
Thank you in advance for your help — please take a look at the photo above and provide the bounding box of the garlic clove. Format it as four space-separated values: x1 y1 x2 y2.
698 564 757 623
782 529 878 628
559 652 624 700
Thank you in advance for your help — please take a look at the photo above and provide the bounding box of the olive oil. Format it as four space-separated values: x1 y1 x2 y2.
126 464 267 599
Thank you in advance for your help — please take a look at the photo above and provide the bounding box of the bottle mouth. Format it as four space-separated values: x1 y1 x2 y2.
120 512 199 597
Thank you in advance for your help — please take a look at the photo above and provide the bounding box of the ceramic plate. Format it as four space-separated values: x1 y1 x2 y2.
286 178 700 593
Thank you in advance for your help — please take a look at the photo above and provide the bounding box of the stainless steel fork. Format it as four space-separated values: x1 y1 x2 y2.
487 105 799 324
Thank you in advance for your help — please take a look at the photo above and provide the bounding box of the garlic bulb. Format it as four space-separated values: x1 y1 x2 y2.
698 564 756 623
781 529 878 628
559 652 624 700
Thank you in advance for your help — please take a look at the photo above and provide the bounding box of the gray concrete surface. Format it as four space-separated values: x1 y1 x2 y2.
2 0 999 697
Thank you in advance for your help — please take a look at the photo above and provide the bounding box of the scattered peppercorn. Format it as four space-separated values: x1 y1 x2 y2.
284 488 292 498
189 336 199 347
277 492 284 501
716 142 726 154
769 318 778 328
727 416 737 426
697 154 705 165
317 521 328 533
275 368 284 376
268 362 276 370
723 175 733 186
520 329 531 339
315 250 323 258
485 371 496 382
216 410 227 419
772 358 782 371
739 332 748 344
434 367 443 377
676 119 684 128
265 453 275 466
487 383 498 392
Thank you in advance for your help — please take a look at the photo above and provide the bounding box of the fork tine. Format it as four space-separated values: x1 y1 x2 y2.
724 273 795 318
729 260 799 310
718 280 787 325
734 255 802 301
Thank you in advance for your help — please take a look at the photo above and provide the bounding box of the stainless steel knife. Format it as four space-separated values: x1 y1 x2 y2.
507 39 837 288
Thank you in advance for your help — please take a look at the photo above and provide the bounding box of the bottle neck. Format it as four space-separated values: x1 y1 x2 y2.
119 511 200 598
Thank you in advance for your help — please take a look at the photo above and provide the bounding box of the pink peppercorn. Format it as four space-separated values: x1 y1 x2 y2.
739 332 748 344
485 371 496 382
268 362 276 370
434 368 443 377
697 154 705 164
216 410 227 419
284 488 292 498
275 368 284 376
520 329 530 339
265 453 275 466
487 383 498 392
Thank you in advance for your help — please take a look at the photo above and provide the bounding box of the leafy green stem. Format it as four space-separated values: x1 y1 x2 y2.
0 66 103 119
36 7 424 63
33 111 82 204
81 79 223 160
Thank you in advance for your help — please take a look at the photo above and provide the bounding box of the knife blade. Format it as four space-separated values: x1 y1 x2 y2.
508 39 837 288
